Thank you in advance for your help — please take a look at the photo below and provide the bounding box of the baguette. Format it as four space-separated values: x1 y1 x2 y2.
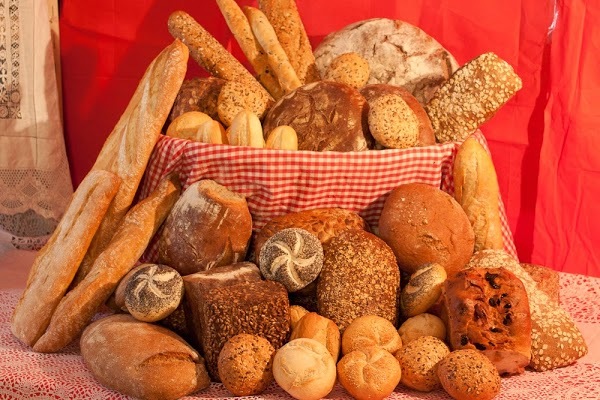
257 0 320 84
11 170 121 347
74 40 189 285
453 136 503 252
245 6 301 94
32 174 181 353
215 0 284 99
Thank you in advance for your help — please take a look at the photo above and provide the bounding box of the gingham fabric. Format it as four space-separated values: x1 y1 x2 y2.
139 130 517 260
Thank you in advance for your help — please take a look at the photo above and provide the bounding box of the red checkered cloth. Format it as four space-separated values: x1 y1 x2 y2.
139 130 517 260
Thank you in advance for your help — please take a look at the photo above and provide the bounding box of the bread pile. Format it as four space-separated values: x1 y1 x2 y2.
9 1 588 400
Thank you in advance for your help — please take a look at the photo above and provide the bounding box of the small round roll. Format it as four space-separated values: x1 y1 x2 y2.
290 305 310 330
324 52 370 89
368 93 419 149
342 315 402 355
437 349 501 400
401 263 447 317
395 335 450 392
291 312 341 361
398 313 446 345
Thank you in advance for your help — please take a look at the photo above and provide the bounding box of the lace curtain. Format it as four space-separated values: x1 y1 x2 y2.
0 0 73 250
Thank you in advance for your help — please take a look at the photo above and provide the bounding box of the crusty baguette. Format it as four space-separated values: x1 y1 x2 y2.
245 6 301 94
32 174 181 353
168 10 273 103
453 136 503 252
11 170 121 347
257 0 320 84
73 40 189 285
216 0 284 99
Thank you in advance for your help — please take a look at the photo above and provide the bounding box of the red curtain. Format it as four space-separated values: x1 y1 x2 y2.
59 0 599 277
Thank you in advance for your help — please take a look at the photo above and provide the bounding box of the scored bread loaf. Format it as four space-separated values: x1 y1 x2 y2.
11 170 121 348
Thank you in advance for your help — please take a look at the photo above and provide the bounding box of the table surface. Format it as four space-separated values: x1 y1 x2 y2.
1 272 599 400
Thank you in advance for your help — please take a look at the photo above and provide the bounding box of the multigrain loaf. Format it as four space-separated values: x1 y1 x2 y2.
520 262 560 303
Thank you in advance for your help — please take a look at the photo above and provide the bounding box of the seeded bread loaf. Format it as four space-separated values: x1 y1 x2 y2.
520 262 560 303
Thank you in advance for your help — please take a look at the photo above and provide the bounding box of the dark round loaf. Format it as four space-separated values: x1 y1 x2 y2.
168 77 226 123
378 183 475 276
262 81 373 152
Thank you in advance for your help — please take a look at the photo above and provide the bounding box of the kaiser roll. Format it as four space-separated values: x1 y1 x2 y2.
342 315 402 355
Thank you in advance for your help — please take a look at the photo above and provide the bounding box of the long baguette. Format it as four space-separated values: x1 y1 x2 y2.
32 174 181 353
11 170 121 347
73 40 189 285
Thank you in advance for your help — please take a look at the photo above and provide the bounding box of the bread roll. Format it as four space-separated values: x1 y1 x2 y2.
401 263 447 317
337 346 401 400
217 80 273 128
157 180 252 275
168 77 226 123
80 314 210 400
226 109 265 147
265 125 298 150
378 183 475 276
113 264 147 311
342 315 402 355
324 52 370 89
166 111 212 139
368 93 419 149
273 338 336 400
290 312 341 361
398 313 446 345
395 335 450 392
218 334 275 396
453 136 504 252
290 305 309 330
437 349 501 400
195 120 228 144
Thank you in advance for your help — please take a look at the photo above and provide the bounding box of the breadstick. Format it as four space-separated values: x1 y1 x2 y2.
32 174 181 353
168 10 273 103
245 6 302 94
215 0 284 99
11 170 121 347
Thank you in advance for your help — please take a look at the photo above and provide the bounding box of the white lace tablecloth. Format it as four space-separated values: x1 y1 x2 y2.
1 272 599 399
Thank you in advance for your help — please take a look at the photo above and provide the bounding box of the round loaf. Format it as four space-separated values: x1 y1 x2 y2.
124 264 184 322
401 263 447 317
290 305 310 330
378 183 475 276
317 229 400 332
314 18 459 104
395 335 450 392
168 77 226 123
437 349 501 400
398 313 446 345
323 52 370 89
342 315 402 355
157 180 252 275
273 338 336 400
262 81 373 152
290 312 341 361
367 93 419 149
360 84 435 146
337 346 401 400
218 334 275 396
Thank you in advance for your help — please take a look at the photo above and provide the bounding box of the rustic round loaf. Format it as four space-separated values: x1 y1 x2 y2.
262 81 373 152
316 229 400 332
378 183 475 276
341 314 402 355
314 18 459 104
437 349 501 400
395 335 450 392
168 77 226 123
401 263 447 317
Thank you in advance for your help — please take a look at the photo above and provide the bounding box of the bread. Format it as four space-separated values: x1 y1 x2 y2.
323 52 370 90
259 228 324 292
80 314 210 400
442 266 532 375
453 136 504 252
254 207 369 261
226 109 265 147
167 11 273 103
337 346 402 400
262 81 373 152
11 170 121 348
218 333 275 396
32 174 181 353
217 80 274 128
273 338 336 400
157 180 252 275
467 250 588 371
198 280 290 380
396 335 450 392
314 18 459 104
245 6 302 94
124 264 184 322
168 77 226 123
196 120 228 144
342 315 402 356
215 0 283 99
360 84 435 146
437 349 501 400
290 312 341 361
426 52 522 143
401 263 447 317
398 313 446 345
290 305 310 330
378 183 475 276
265 125 298 150
317 229 400 331
367 93 420 149
113 264 147 311
520 262 560 303
166 111 212 139
257 0 320 84
73 41 188 285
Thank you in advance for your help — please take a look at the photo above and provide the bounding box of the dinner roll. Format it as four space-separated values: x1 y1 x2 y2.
437 349 501 400
166 111 212 139
290 312 341 361
290 305 310 330
342 315 402 355
323 52 370 89
395 335 450 392
401 263 447 317
368 93 419 149
397 313 446 345
337 346 401 400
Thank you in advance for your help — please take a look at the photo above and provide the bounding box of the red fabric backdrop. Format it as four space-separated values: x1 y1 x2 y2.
58 0 599 277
